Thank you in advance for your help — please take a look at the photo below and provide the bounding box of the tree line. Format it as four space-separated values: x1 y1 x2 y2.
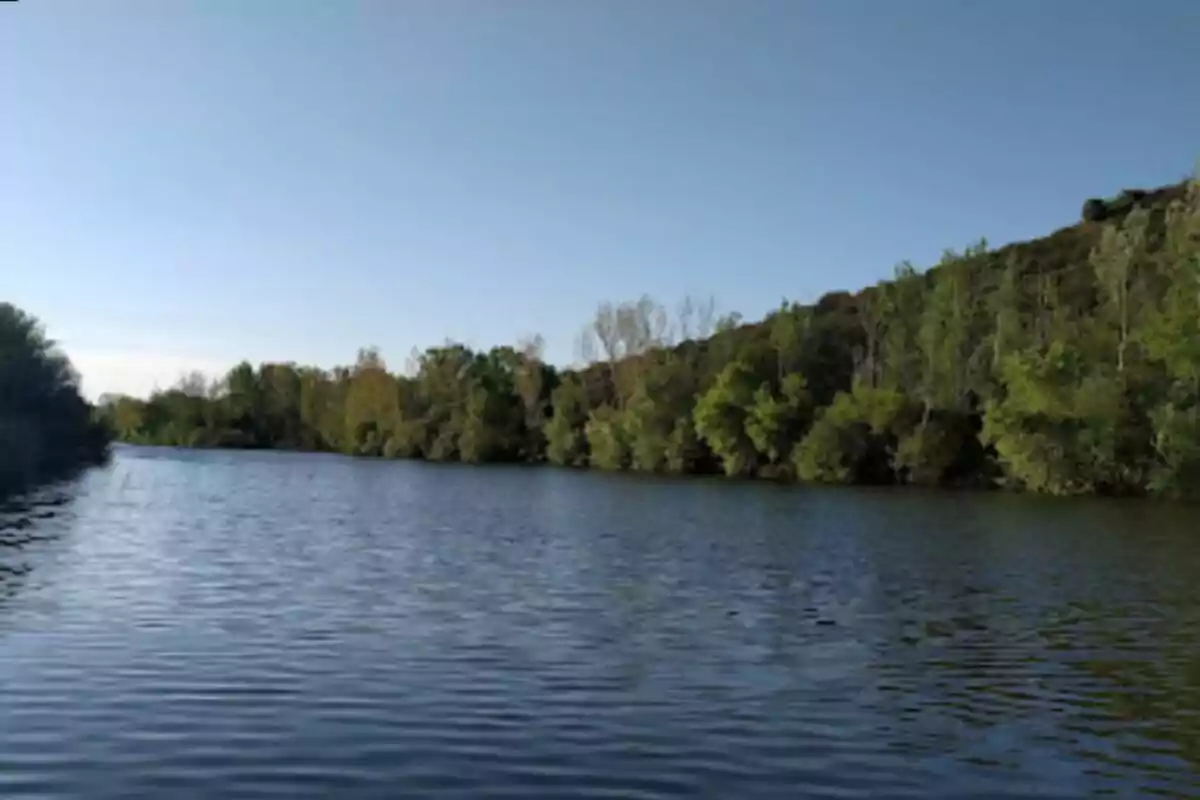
99 176 1200 497
1 304 110 495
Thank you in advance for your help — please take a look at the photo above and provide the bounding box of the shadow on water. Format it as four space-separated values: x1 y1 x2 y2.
0 480 82 606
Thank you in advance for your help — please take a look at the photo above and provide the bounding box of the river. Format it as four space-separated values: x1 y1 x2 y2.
1 446 1199 798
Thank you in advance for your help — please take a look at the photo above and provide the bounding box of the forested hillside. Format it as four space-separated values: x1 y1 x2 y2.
99 177 1200 496
1 304 111 494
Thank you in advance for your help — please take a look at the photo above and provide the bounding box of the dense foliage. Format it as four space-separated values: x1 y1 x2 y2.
100 178 1200 497
0 304 110 494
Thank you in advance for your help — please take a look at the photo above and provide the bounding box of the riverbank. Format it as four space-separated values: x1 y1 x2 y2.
99 177 1200 498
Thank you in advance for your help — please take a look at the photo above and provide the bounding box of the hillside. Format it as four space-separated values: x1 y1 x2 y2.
669 180 1190 386
100 176 1200 497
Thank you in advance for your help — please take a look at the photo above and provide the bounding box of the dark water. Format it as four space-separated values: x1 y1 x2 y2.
3 447 1200 798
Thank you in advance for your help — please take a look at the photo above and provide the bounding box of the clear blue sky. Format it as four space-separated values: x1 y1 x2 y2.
3 1 1197 399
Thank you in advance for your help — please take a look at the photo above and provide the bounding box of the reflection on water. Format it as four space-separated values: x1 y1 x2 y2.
0 448 1199 798
0 486 77 603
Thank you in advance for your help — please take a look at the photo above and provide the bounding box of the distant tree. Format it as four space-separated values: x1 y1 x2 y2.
544 375 589 466
1091 208 1150 377
90 172 1200 498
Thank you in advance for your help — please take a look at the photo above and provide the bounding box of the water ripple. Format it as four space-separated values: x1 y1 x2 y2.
0 450 1199 797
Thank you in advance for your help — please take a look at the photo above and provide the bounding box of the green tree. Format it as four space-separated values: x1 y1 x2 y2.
894 410 985 487
345 348 399 456
223 361 263 445
1143 178 1200 494
664 414 706 473
0 303 109 492
878 262 925 393
793 383 915 484
987 253 1024 375
982 343 1133 495
745 373 812 474
623 350 699 473
412 344 475 461
514 336 555 460
544 375 589 466
918 253 975 414
456 347 524 463
584 405 630 470
693 361 759 476
90 172 1200 498
1090 208 1150 378
768 300 809 384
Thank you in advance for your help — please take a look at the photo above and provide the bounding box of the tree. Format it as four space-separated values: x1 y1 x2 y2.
545 375 589 466
1143 178 1200 495
768 300 810 385
581 296 671 409
793 383 915 485
90 172 1200 498
297 367 333 450
982 343 1134 495
665 415 706 473
260 363 303 448
918 250 978 414
745 373 812 473
0 303 109 492
855 288 886 389
693 361 759 476
223 361 263 445
584 405 629 470
101 395 147 442
623 350 699 473
345 348 399 456
1090 208 1149 377
413 343 476 461
987 253 1024 374
879 262 924 393
457 347 524 463
514 335 554 460
676 294 718 342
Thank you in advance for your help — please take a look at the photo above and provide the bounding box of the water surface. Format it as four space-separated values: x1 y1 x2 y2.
2 446 1200 798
